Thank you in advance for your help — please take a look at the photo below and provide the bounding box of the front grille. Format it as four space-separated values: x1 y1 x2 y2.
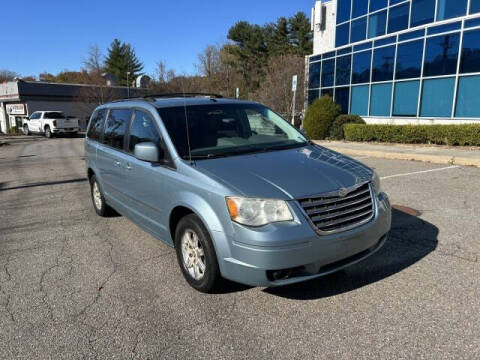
298 182 374 234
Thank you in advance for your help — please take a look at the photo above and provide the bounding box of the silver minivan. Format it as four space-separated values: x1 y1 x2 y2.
85 94 391 293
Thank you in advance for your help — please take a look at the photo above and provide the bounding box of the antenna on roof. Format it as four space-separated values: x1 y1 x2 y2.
181 82 193 165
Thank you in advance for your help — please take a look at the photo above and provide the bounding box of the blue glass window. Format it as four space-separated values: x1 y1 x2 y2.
372 45 395 82
370 83 392 116
321 88 334 98
375 35 396 47
465 18 480 28
423 33 460 77
370 0 388 12
309 62 321 88
336 23 350 47
410 0 435 28
354 42 372 51
460 29 480 73
352 0 368 18
388 3 409 34
308 89 319 106
396 40 424 79
437 0 467 21
352 50 372 84
471 0 480 14
455 76 480 117
420 78 455 117
337 0 352 23
321 59 335 87
337 46 352 55
393 81 420 116
368 11 387 38
399 29 425 41
427 22 461 36
351 17 367 43
335 87 350 114
389 0 405 5
336 55 352 85
350 85 369 115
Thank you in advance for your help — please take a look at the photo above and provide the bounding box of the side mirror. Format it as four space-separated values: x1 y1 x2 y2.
134 142 164 163
25 116 30 121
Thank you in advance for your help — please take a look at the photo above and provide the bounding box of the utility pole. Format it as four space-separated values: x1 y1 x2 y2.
291 75 298 126
127 71 131 98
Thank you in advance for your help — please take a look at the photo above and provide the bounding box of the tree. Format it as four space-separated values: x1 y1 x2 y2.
267 17 291 56
84 44 104 76
104 39 144 86
0 70 19 82
196 45 221 78
288 12 313 56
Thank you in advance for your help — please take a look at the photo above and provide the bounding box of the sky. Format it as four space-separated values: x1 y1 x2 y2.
3 0 313 78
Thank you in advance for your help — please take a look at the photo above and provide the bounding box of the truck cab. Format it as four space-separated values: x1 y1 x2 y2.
23 111 79 138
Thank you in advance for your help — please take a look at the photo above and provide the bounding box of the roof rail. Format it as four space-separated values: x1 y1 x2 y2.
143 93 224 99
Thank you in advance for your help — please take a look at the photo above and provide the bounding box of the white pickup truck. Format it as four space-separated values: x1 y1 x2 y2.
23 111 79 138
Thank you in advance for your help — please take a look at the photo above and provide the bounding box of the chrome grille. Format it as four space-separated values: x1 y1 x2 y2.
298 182 374 234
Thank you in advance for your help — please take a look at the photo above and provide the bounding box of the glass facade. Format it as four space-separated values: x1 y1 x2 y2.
308 0 480 119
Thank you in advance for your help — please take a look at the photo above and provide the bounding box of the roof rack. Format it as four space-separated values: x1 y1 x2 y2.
143 93 224 99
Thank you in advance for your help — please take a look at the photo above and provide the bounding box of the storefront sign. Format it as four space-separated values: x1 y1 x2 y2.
6 104 25 115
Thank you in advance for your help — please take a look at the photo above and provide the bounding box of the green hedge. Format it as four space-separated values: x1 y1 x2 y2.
344 124 480 146
329 115 366 140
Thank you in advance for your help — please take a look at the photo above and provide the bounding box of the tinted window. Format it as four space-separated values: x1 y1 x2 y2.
351 17 367 43
352 0 368 18
370 83 392 116
423 33 460 77
393 81 420 116
460 29 480 73
455 76 480 117
308 89 319 106
129 111 161 153
309 62 321 88
87 109 107 141
471 0 480 14
372 45 395 82
321 88 334 98
337 0 352 23
388 3 409 34
321 59 335 87
103 109 132 150
29 112 41 120
437 0 467 21
352 50 372 84
350 85 369 115
368 11 387 38
420 78 455 117
335 55 352 85
370 0 387 12
410 0 435 27
44 112 66 119
396 40 424 79
335 87 350 114
336 23 350 47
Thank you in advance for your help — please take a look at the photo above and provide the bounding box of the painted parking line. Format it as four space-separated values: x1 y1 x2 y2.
380 165 460 180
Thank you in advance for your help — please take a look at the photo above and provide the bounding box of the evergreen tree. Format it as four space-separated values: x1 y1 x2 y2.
104 39 144 86
270 17 291 56
288 12 313 56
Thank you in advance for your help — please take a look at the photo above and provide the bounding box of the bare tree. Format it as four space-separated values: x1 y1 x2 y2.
0 70 19 82
83 44 104 76
196 45 221 78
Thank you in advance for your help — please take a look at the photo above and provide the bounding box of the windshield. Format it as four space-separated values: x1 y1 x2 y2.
158 103 307 159
44 112 66 119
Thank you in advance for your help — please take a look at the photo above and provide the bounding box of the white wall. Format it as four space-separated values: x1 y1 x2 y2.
312 0 337 55
0 103 6 133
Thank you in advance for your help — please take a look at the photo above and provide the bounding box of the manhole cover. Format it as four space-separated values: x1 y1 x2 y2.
392 205 422 217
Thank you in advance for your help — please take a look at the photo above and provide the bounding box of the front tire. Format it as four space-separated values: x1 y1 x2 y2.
175 214 221 293
23 125 30 136
45 126 52 138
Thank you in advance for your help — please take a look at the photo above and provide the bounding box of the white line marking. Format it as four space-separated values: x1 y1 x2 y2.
354 156 370 160
380 166 459 180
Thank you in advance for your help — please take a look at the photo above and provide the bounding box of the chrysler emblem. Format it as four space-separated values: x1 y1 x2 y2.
338 188 348 197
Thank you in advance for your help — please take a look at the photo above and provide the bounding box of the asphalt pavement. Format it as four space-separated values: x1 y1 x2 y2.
0 137 479 359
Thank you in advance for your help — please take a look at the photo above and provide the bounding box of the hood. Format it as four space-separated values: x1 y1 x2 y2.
193 144 373 200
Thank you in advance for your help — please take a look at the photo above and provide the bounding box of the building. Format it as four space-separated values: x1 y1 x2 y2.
308 0 480 124
0 80 143 133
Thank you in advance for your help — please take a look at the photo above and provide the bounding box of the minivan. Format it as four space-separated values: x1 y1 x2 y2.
85 94 391 293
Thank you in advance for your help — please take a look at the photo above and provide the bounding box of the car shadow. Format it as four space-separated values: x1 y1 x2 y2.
263 208 438 300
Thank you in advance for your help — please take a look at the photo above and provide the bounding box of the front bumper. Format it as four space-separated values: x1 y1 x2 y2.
215 192 392 287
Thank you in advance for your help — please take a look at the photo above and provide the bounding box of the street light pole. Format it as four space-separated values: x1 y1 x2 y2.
127 71 131 98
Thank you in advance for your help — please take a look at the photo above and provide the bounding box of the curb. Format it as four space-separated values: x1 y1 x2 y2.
321 146 480 168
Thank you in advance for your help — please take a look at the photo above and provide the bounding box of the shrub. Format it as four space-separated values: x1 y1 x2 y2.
6 127 20 135
329 114 366 140
303 96 341 140
344 124 480 146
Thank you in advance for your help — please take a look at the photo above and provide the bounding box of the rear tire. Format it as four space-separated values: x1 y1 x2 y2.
23 125 29 136
45 126 52 138
175 214 221 293
90 175 112 217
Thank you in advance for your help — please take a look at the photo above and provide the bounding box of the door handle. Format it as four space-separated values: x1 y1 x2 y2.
114 160 121 166
125 163 132 170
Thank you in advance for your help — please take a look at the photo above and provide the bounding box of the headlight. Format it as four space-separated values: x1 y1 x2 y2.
225 197 293 227
372 171 382 194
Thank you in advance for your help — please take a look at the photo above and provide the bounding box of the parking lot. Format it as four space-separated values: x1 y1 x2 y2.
0 136 479 359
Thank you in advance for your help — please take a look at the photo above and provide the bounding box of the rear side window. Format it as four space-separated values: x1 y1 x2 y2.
128 111 161 153
44 112 66 119
87 109 107 141
103 109 132 150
